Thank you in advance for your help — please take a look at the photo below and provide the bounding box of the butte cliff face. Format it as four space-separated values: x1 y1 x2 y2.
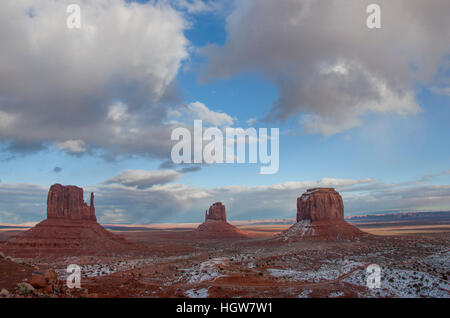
282 188 366 241
2 184 137 257
205 202 227 222
297 188 344 222
47 184 96 221
196 202 246 238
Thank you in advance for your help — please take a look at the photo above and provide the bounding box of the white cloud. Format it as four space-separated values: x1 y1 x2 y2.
90 177 378 223
202 0 450 135
2 174 450 224
298 61 420 135
186 101 235 126
106 169 181 189
0 110 17 131
246 118 257 126
300 114 361 137
54 139 87 154
107 102 130 123
430 87 450 96
166 101 236 129
0 183 48 224
0 0 189 157
171 0 220 14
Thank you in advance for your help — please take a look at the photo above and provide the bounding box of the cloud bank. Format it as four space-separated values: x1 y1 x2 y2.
0 0 189 158
2 174 450 224
106 170 181 189
202 0 450 135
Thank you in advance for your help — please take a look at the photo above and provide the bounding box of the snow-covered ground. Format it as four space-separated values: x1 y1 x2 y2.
281 220 314 240
182 258 227 284
343 266 450 298
298 289 312 298
419 250 450 274
267 259 365 283
329 291 345 297
56 258 157 279
185 288 209 298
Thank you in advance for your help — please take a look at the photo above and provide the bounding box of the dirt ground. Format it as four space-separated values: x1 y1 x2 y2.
0 224 449 298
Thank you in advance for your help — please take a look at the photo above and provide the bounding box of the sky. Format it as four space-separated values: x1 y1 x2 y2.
0 0 450 224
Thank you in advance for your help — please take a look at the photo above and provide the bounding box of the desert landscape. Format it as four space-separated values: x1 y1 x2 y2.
0 184 448 299
1 0 450 309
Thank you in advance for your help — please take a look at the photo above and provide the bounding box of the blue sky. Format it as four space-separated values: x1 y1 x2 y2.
0 0 449 224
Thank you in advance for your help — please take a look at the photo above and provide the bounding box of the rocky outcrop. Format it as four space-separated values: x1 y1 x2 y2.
282 188 367 241
206 202 227 222
0 257 35 292
196 202 246 238
1 184 139 257
297 188 343 222
47 184 96 221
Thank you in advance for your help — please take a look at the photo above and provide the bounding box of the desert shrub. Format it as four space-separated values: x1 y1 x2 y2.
16 282 34 295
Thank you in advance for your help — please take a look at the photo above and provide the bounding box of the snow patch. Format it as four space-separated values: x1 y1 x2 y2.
329 291 345 297
282 220 313 240
344 266 450 298
185 288 209 298
184 258 227 284
267 259 364 282
298 289 312 298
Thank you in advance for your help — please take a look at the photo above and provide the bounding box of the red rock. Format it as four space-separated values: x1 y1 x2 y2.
196 202 247 238
297 188 344 222
43 284 53 293
44 269 58 284
2 184 141 257
206 202 227 222
47 184 96 221
282 188 367 241
0 258 35 291
28 274 47 288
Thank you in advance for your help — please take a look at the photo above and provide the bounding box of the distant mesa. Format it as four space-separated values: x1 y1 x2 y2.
1 184 137 257
196 202 247 238
281 188 367 241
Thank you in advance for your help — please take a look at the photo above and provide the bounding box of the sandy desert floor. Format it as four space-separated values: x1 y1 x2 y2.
0 223 449 298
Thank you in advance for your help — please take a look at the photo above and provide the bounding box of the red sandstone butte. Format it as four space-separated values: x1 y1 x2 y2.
282 188 366 241
47 184 96 221
297 188 344 222
196 202 247 238
1 184 137 257
205 202 227 222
